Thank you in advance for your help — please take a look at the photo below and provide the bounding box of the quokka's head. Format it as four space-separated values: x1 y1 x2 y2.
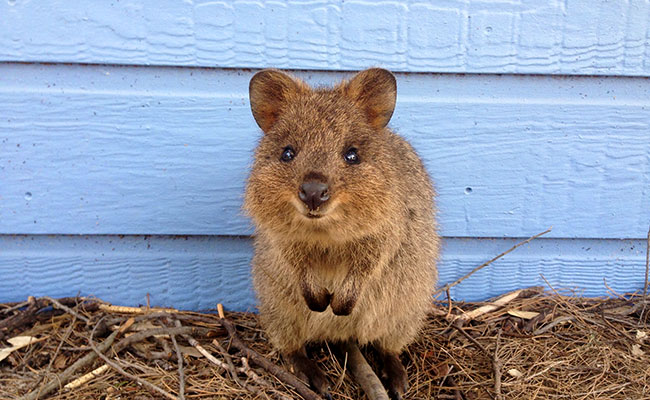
244 68 402 242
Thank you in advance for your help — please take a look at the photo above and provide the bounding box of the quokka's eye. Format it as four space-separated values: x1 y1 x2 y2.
343 147 360 164
280 146 295 162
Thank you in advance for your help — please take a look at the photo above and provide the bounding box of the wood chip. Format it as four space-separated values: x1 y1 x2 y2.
631 344 645 357
507 368 523 378
507 310 540 320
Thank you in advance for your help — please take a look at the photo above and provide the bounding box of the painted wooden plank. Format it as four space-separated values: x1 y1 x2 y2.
1 0 650 76
1 63 649 238
0 235 646 311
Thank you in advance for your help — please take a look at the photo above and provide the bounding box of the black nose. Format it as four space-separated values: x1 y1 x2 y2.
299 182 330 211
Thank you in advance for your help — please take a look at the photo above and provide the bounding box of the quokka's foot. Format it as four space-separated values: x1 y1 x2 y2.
379 350 409 400
288 349 332 399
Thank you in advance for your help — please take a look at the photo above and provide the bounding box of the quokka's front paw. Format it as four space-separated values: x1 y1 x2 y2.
330 289 358 316
301 282 332 312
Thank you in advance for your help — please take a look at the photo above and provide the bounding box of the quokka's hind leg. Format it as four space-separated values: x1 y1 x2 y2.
287 347 332 399
376 347 409 400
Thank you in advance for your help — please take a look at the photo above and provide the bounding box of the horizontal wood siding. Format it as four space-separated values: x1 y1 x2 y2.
1 0 650 76
0 235 646 311
1 0 649 309
1 64 648 238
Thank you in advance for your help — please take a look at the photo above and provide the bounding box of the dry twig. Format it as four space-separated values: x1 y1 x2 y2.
434 228 552 296
88 317 178 400
217 304 321 400
43 297 90 324
18 329 120 400
170 333 186 400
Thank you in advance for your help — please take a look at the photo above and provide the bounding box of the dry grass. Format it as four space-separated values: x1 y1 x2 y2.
1 288 648 400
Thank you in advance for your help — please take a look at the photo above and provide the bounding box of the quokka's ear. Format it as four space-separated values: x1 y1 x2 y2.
341 68 397 130
249 69 308 133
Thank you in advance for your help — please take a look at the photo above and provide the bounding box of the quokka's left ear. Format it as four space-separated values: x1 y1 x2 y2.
340 68 397 130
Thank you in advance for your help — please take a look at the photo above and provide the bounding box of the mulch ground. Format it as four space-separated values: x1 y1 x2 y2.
1 286 648 400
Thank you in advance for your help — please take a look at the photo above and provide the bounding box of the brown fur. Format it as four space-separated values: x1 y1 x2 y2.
244 68 439 395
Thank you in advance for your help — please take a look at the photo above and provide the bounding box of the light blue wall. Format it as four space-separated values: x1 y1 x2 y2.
1 0 649 310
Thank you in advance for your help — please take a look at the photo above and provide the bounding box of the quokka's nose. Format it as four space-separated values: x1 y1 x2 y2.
299 181 330 211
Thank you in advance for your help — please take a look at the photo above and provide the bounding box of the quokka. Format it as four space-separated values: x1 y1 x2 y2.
244 68 440 399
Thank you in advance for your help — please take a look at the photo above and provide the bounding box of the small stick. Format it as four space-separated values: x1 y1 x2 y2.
445 375 464 400
1 300 30 314
39 315 78 393
641 227 650 322
342 340 389 400
445 288 453 319
493 330 503 400
532 316 575 336
210 339 248 390
112 326 211 354
239 357 292 400
180 332 262 396
64 364 110 389
0 297 40 340
43 296 90 324
452 325 502 400
183 335 230 370
434 228 551 296
89 317 178 400
170 333 185 400
603 278 628 301
217 304 321 400
451 324 490 356
98 304 180 314
18 329 120 400
335 349 348 390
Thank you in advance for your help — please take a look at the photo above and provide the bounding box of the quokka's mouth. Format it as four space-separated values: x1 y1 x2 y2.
306 212 323 219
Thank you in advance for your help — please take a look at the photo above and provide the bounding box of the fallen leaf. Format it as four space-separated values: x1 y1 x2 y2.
432 363 451 378
178 345 202 358
54 354 68 369
507 310 540 320
631 344 645 357
0 336 39 362
636 330 647 341
507 368 523 378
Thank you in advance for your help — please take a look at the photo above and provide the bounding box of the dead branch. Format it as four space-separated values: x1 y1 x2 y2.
170 333 185 400
64 364 110 389
217 304 321 400
111 326 211 354
0 297 40 340
18 329 120 400
43 296 90 324
210 338 250 391
433 228 551 297
239 357 293 400
179 331 263 396
38 315 78 393
494 330 503 400
88 317 178 400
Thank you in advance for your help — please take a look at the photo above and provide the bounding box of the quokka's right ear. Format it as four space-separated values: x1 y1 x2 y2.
249 69 308 133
